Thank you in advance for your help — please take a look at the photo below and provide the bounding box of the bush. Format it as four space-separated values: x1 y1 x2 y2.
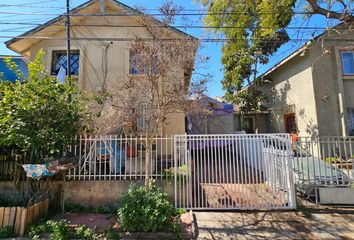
117 180 176 232
0 226 14 238
28 219 100 240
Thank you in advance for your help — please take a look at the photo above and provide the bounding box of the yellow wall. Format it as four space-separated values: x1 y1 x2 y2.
25 2 188 135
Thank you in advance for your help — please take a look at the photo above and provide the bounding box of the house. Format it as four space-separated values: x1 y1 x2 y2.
235 24 354 137
4 0 195 136
186 96 234 134
0 55 28 82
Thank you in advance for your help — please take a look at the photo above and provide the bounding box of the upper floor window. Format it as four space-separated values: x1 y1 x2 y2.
51 50 80 76
341 51 354 75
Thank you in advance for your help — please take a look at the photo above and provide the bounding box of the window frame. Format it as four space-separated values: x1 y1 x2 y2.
50 50 80 76
340 50 354 76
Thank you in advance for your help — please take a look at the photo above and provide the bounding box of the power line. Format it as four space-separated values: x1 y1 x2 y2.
0 22 343 31
0 4 65 9
0 10 314 17
3 35 349 43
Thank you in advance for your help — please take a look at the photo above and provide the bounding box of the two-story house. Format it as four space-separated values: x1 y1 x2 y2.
235 24 354 137
5 0 195 136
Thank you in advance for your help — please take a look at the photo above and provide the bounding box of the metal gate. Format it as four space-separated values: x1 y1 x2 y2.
174 134 296 210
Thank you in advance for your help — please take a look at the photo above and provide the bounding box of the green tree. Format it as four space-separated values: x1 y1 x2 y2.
0 50 87 163
201 0 354 132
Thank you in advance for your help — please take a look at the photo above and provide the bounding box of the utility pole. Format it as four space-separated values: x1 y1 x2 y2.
66 0 71 101
253 53 259 134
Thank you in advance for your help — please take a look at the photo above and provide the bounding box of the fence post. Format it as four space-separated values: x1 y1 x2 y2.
286 134 296 209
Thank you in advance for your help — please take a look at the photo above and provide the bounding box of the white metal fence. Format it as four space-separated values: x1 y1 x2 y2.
66 134 296 210
174 134 296 210
293 136 354 203
66 135 174 180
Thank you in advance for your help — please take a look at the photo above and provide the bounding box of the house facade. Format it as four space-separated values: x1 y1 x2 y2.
236 25 354 137
5 0 195 136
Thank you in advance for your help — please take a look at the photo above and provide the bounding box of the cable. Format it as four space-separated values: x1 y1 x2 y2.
0 22 344 33
0 11 316 17
0 36 314 42
0 4 65 9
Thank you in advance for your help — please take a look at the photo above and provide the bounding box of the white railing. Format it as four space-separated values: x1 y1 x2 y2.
174 134 296 210
294 137 354 195
66 135 174 180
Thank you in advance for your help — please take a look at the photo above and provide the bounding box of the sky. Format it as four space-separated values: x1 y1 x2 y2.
0 0 339 97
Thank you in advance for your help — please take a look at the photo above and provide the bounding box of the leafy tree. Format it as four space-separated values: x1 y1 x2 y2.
201 0 354 132
0 50 87 163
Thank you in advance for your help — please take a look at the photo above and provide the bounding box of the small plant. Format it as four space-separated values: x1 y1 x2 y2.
106 225 120 240
28 218 51 239
325 157 340 164
28 219 100 240
47 220 71 240
118 180 176 232
75 225 99 239
0 226 14 238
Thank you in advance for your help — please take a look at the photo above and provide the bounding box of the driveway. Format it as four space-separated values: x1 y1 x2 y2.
195 210 354 239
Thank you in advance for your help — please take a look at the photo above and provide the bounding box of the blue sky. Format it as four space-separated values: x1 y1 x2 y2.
0 0 337 97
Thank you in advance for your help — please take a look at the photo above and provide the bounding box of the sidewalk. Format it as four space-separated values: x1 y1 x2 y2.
195 210 354 239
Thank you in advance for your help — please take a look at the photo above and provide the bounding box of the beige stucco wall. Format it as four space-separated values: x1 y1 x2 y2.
261 53 318 137
309 28 354 136
25 2 188 136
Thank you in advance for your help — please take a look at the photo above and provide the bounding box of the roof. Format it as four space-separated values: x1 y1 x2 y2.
260 22 346 78
5 0 196 55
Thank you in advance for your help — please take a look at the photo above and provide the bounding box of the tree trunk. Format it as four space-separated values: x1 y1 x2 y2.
144 136 153 188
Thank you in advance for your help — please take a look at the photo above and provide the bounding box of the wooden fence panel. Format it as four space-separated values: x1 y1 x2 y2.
8 207 16 227
0 207 4 228
0 198 48 236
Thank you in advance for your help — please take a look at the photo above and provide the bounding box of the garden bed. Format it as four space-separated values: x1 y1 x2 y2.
0 198 49 236
54 211 196 239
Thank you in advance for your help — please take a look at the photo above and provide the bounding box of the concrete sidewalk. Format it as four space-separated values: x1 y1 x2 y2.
195 211 354 239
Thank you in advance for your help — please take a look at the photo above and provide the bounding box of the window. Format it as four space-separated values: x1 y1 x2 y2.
284 113 297 134
134 105 157 133
51 50 80 75
341 51 354 75
348 108 354 136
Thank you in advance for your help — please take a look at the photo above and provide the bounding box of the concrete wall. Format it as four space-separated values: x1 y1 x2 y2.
261 53 318 137
25 1 188 136
0 180 180 208
63 180 177 207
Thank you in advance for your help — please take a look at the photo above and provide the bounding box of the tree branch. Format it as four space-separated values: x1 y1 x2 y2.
307 0 354 22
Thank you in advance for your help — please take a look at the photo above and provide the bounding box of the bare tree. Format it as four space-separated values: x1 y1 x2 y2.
94 2 209 186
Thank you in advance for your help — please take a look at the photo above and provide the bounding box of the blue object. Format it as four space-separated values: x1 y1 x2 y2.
96 141 125 174
0 56 28 82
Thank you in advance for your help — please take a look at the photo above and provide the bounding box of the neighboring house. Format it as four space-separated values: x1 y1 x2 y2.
0 55 28 82
187 96 234 134
4 0 195 136
235 24 354 137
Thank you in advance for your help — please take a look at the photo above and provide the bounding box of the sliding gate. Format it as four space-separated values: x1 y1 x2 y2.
174 134 296 210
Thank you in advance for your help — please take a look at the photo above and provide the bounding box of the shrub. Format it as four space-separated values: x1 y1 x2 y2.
28 219 100 240
117 180 175 232
75 225 99 240
0 226 14 238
